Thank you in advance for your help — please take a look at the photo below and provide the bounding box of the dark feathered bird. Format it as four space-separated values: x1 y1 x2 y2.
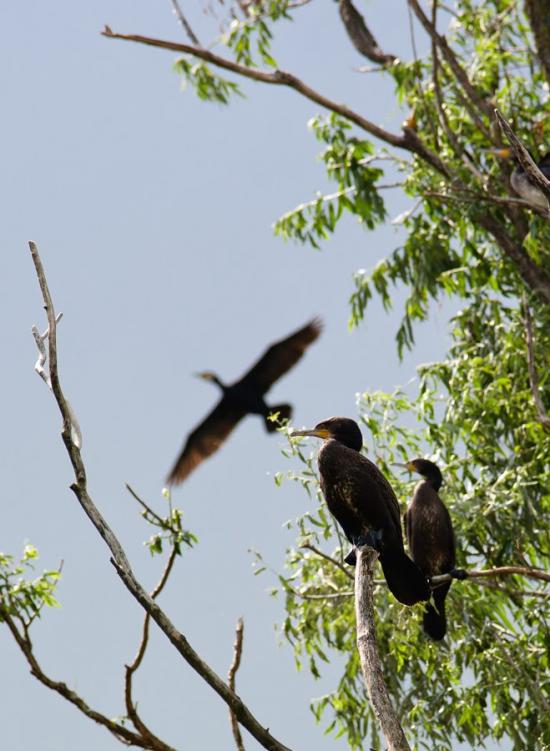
291 417 430 606
167 318 322 485
400 459 456 640
494 148 550 211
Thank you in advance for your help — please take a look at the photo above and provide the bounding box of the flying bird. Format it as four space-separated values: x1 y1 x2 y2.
167 317 322 485
399 459 460 640
291 417 430 606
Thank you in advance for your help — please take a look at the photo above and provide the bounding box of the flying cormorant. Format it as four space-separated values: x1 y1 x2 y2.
167 318 322 485
291 417 430 606
400 459 457 640
494 148 550 211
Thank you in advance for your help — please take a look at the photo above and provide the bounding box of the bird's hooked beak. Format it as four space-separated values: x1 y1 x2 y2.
291 427 331 440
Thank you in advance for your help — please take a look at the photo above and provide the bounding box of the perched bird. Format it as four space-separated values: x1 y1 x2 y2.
167 318 322 485
291 417 430 606
494 147 550 211
399 459 457 640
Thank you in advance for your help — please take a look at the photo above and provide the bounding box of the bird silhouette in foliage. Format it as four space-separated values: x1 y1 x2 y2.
167 318 322 485
291 417 430 606
398 459 465 639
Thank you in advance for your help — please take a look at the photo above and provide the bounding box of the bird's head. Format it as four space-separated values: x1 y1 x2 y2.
291 416 363 451
394 458 443 490
194 371 219 383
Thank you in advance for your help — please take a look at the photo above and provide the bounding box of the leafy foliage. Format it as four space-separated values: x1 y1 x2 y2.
174 58 243 105
0 546 60 626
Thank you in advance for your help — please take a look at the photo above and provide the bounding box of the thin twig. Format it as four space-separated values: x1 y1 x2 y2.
227 618 246 751
0 604 147 748
27 241 294 751
431 565 550 585
124 547 179 751
126 484 166 526
300 543 354 581
169 0 201 47
522 296 550 430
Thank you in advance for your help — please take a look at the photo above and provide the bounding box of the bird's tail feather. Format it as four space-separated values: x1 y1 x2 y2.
379 550 430 606
423 582 450 640
264 404 292 432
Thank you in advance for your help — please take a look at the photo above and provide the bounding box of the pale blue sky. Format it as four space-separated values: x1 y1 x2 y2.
1 2 493 750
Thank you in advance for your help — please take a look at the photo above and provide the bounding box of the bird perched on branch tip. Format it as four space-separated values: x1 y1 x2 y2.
291 417 430 606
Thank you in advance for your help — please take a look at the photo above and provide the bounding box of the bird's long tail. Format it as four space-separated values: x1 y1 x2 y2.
264 403 292 432
379 550 430 606
423 582 450 640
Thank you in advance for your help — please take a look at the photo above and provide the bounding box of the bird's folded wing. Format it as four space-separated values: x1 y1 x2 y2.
238 317 322 394
166 399 247 485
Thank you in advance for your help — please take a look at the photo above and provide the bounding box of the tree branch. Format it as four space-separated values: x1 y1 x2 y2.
300 542 354 581
337 0 396 66
407 0 494 139
354 546 411 751
0 604 148 748
124 547 179 751
524 0 550 86
522 297 550 430
169 0 201 47
100 26 448 175
494 108 550 205
431 565 550 585
227 618 246 751
27 241 294 751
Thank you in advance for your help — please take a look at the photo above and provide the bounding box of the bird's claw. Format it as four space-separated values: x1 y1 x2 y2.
450 568 468 580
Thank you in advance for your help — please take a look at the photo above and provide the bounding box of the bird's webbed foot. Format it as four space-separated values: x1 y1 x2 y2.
450 568 468 580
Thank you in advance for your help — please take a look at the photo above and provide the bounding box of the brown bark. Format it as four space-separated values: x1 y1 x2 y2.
524 0 550 85
338 0 396 65
355 546 412 751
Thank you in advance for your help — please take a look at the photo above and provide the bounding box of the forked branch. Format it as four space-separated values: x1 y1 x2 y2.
27 241 294 751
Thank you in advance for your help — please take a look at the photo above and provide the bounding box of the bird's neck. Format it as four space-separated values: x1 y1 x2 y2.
422 473 442 492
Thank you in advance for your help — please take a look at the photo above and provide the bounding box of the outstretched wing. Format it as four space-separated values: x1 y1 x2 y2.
238 317 322 394
166 398 247 485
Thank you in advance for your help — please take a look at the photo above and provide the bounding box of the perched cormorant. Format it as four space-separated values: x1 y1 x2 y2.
494 148 550 211
291 417 430 606
400 459 457 640
167 318 322 485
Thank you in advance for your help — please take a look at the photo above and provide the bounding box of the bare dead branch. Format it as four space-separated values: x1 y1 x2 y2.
27 241 294 751
0 604 147 748
522 296 550 430
169 0 201 47
494 108 550 205
338 0 396 66
124 546 179 751
100 26 448 176
228 618 246 751
354 546 411 751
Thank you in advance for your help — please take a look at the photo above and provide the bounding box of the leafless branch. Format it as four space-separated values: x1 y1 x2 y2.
494 108 550 205
354 546 411 751
27 241 294 751
0 604 148 748
228 618 246 751
124 547 179 751
522 296 550 430
126 483 166 526
169 0 201 47
100 26 448 176
338 0 396 66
